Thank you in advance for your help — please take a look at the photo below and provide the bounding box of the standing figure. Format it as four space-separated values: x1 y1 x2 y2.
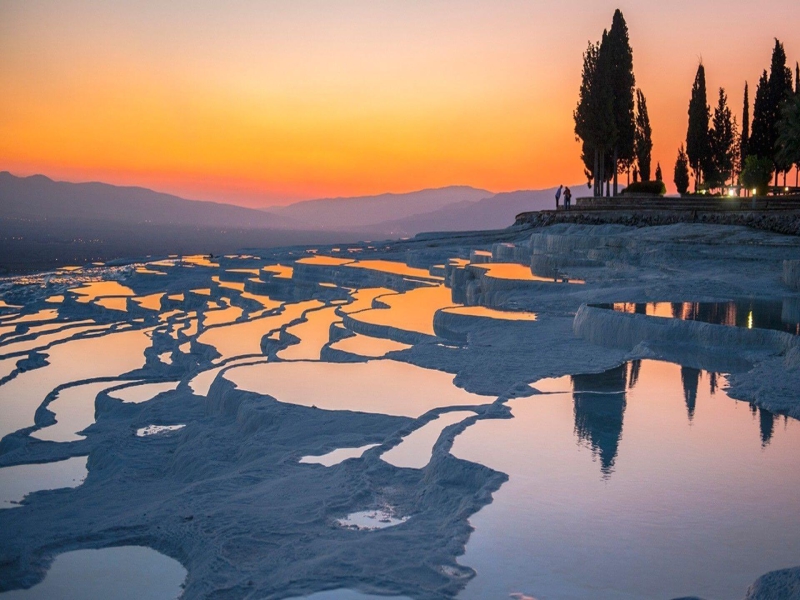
564 186 572 210
555 184 563 209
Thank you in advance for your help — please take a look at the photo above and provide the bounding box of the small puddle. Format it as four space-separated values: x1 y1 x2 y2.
299 444 379 467
336 508 408 531
136 425 185 437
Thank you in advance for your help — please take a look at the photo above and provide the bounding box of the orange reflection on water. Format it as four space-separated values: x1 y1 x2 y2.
72 281 136 303
346 259 442 281
224 360 493 418
328 332 411 358
441 306 537 321
262 265 293 279
277 305 341 361
473 263 584 284
348 285 456 336
197 300 318 361
95 297 128 312
295 255 353 267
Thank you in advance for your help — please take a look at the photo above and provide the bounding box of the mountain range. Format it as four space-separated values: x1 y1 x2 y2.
0 171 561 271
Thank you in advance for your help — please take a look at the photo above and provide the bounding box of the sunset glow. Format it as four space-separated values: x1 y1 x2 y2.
1 1 797 206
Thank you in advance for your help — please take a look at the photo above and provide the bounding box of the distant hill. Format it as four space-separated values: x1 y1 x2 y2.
275 186 492 230
366 188 563 236
0 171 299 229
0 171 564 270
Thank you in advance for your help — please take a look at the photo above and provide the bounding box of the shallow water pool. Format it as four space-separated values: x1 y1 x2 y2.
452 359 800 600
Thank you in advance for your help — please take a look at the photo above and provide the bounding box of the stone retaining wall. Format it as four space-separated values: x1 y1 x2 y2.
514 208 800 237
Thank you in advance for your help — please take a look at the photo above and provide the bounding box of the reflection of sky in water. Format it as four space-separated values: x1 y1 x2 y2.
71 281 136 303
345 259 441 280
277 306 341 360
441 306 537 321
328 333 411 358
452 359 800 600
472 263 584 283
225 360 493 418
348 285 454 336
300 443 379 467
296 255 353 266
0 546 186 600
33 381 124 442
0 329 151 438
3 253 799 600
197 300 319 361
107 381 179 404
594 300 800 335
381 411 473 469
0 456 88 509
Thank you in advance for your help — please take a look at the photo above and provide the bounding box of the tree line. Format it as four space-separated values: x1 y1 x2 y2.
574 10 800 198
675 39 800 196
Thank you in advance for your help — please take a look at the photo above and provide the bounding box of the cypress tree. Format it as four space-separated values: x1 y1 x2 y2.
574 36 615 197
674 145 690 195
655 163 663 182
767 39 793 183
709 88 736 187
686 63 711 190
741 82 750 165
634 89 653 181
750 70 771 159
776 95 800 188
606 10 636 195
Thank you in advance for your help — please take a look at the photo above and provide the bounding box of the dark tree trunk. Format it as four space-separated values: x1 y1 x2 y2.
594 148 599 197
613 148 619 196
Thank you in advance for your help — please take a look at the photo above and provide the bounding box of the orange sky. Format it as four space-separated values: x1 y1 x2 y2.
0 1 797 207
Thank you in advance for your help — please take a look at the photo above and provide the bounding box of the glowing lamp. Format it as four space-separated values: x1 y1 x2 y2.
752 188 757 195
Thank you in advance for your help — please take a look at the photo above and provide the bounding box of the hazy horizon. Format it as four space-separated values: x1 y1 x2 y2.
1 1 796 208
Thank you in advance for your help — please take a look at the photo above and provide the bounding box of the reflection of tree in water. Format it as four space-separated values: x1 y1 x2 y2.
628 359 641 389
571 363 628 477
680 366 701 421
758 408 776 446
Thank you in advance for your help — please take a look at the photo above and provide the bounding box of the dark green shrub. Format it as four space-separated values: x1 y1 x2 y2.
621 180 666 195
739 156 773 196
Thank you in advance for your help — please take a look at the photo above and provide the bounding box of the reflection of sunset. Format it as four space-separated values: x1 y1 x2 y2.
348 285 456 336
2 3 794 203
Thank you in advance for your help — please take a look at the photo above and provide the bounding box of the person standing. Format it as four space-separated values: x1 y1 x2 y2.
555 185 563 210
564 186 572 210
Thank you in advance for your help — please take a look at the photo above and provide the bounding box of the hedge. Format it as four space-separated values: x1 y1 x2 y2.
621 180 667 195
